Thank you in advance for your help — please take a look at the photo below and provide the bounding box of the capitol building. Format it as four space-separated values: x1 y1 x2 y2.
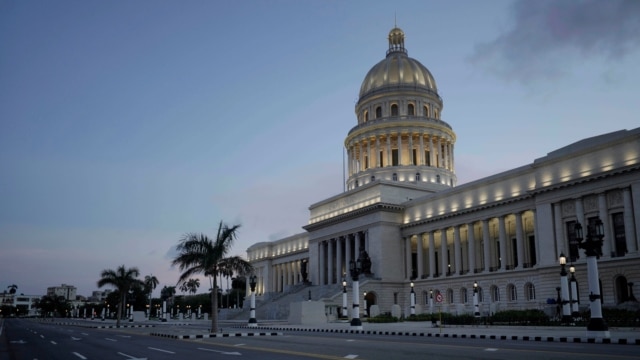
246 27 640 319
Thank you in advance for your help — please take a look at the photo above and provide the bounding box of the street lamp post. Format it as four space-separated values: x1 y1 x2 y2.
410 282 415 316
574 218 609 339
569 265 579 318
349 257 363 330
342 278 348 319
429 289 434 314
473 281 480 318
248 275 258 327
558 253 571 323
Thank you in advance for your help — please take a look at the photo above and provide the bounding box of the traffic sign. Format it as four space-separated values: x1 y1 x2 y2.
435 293 443 303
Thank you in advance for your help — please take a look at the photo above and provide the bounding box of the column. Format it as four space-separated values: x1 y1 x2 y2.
437 137 443 168
554 203 564 259
443 139 449 170
417 233 424 279
440 229 448 276
483 219 491 272
598 193 612 257
429 231 436 277
386 134 392 167
515 212 525 269
359 141 365 172
398 132 403 165
374 135 380 168
327 239 334 285
419 133 425 165
454 225 461 274
498 216 507 270
429 135 435 167
405 237 412 280
408 133 414 165
622 188 637 252
336 236 344 280
450 143 454 172
319 242 325 286
345 235 352 274
356 232 362 255
468 223 476 274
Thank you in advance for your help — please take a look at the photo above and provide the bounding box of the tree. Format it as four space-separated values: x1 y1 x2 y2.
97 265 143 327
7 284 17 294
160 285 176 301
171 221 253 332
186 278 200 295
144 275 159 318
36 295 68 318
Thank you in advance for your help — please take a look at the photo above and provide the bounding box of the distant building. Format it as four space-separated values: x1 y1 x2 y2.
47 284 77 301
88 289 112 303
247 26 640 318
0 292 40 316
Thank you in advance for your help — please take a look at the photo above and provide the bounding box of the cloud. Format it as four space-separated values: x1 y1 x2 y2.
470 0 640 82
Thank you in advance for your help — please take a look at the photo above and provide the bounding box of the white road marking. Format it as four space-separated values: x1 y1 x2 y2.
50 341 57 345
345 355 359 359
71 337 82 341
117 335 131 338
234 343 245 346
9 340 27 344
72 352 87 359
346 339 355 342
148 347 175 354
485 348 498 351
40 335 44 339
117 351 148 360
197 347 241 356
81 332 89 336
105 338 117 342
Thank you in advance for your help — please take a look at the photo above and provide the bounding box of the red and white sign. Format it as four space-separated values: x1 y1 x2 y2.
435 293 443 303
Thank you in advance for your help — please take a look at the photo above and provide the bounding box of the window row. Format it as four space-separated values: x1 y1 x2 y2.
422 283 537 305
363 103 439 122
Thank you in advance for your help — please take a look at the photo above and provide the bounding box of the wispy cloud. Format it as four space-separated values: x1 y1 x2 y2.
470 0 640 82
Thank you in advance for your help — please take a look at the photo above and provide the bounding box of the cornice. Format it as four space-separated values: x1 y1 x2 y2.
304 202 404 232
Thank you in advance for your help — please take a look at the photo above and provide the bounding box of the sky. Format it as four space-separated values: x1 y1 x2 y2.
1 0 639 298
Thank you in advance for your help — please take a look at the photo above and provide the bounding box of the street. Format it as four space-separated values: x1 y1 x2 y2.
1 318 639 360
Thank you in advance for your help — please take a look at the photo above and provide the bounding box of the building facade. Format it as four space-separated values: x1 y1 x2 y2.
47 283 78 301
247 27 640 318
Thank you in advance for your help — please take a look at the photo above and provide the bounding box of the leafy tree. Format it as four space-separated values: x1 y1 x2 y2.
160 285 176 301
171 221 253 332
7 284 17 294
186 278 200 295
36 295 68 317
144 275 159 316
97 265 143 327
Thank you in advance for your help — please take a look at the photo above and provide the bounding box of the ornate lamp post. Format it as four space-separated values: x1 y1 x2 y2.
410 282 416 316
559 253 571 323
569 265 579 318
473 281 480 318
349 257 363 330
342 278 348 318
248 275 258 327
574 219 609 339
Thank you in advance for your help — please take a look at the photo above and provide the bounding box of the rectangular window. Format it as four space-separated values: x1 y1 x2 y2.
392 149 399 166
566 220 579 262
528 235 537 267
612 212 627 257
412 149 417 165
425 150 430 166
511 238 518 268
379 151 384 167
364 156 369 169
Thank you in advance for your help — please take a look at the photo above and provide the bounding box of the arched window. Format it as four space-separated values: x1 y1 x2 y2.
436 174 441 183
375 106 382 118
460 288 468 303
415 173 421 182
446 288 454 303
491 285 500 302
391 104 398 116
423 105 429 117
355 180 359 187
370 175 375 182
364 110 369 122
392 173 398 181
525 282 536 301
434 109 439 119
507 284 517 301
477 287 484 302
408 103 415 115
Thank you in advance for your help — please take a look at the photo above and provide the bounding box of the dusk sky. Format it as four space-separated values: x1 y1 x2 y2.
2 0 639 298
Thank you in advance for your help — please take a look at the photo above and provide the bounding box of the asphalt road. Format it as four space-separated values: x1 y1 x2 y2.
2 319 639 360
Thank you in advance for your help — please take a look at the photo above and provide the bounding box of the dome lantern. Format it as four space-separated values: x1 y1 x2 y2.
387 27 407 56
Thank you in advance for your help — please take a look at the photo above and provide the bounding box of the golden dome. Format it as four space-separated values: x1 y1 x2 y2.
359 27 438 100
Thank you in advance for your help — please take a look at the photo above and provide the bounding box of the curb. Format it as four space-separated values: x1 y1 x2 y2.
231 326 640 345
150 332 283 340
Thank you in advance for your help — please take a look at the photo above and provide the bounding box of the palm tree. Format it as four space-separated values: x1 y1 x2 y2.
144 275 159 318
97 265 143 327
171 221 253 332
7 284 17 294
186 278 200 295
